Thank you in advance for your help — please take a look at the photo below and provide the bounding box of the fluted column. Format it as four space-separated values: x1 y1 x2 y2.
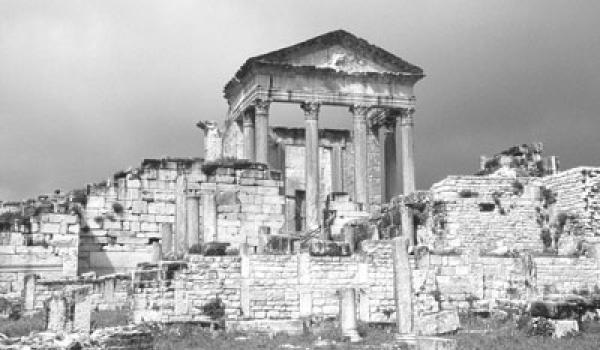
301 101 320 232
254 99 270 165
394 108 416 245
350 105 369 210
242 109 255 162
400 108 415 194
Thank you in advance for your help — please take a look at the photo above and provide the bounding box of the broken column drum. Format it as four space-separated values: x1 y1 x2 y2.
339 287 362 342
393 237 414 335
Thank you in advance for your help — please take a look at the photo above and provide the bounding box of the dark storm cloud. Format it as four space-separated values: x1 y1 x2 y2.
1 0 599 200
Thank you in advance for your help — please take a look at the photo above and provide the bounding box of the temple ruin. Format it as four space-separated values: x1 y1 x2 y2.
1 29 600 345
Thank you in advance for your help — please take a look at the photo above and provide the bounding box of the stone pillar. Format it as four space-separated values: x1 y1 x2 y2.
242 109 256 162
186 196 200 248
399 108 415 194
240 243 251 318
350 105 369 210
151 241 162 263
202 192 217 243
332 144 343 192
254 99 270 165
23 274 36 311
73 289 91 333
301 101 321 232
46 294 67 332
160 223 173 257
395 108 416 245
196 120 222 162
175 175 187 255
393 237 414 336
339 288 362 342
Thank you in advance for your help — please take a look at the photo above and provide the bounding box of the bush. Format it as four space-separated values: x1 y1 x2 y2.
189 243 203 254
525 317 555 336
202 296 225 320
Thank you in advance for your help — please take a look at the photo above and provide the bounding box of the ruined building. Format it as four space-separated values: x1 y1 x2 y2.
2 30 600 329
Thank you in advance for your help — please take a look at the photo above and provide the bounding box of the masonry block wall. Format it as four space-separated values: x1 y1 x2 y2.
0 213 79 298
429 176 543 253
34 275 130 311
544 167 600 240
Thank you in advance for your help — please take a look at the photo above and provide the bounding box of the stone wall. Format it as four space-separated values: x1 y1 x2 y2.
0 213 79 298
79 158 205 275
35 274 130 311
544 167 600 239
429 176 543 253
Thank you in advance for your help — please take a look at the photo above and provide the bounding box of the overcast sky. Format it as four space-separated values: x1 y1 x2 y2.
1 0 599 200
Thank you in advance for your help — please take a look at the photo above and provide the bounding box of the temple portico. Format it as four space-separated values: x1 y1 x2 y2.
222 30 424 239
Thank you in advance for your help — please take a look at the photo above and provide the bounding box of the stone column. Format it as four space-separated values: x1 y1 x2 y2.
254 99 270 165
242 109 256 162
151 241 162 263
301 101 321 232
46 294 67 332
339 288 362 342
395 108 416 245
377 114 394 203
392 237 414 336
186 195 200 248
23 274 36 311
350 105 369 210
201 192 217 243
399 108 416 194
332 144 343 192
175 175 187 255
160 223 173 257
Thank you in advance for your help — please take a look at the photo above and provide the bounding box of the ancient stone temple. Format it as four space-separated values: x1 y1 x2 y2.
218 29 424 239
4 31 600 342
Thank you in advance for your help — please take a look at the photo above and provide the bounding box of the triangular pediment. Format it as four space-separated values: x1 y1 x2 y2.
240 30 423 76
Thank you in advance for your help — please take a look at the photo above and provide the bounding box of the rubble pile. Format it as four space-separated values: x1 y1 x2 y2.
0 325 154 350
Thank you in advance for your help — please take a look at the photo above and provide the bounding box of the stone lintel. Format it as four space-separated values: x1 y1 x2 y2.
229 85 415 121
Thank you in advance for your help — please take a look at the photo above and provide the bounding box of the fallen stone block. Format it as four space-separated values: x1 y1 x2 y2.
550 319 578 338
414 310 460 335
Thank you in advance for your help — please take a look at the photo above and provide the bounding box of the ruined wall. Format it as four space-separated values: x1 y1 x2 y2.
201 165 285 247
34 275 130 311
429 176 543 253
0 213 79 298
221 119 244 160
79 158 205 275
544 167 600 239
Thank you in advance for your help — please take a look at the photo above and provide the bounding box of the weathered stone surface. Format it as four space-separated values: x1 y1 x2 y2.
414 310 460 335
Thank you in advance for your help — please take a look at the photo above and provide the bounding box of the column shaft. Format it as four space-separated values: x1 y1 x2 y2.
351 106 369 210
254 100 270 164
393 237 414 335
186 196 200 248
401 110 415 194
302 102 320 232
175 175 187 255
400 110 415 245
242 110 255 162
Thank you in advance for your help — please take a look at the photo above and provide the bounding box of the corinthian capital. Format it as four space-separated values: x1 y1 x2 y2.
300 101 320 120
253 99 270 115
349 104 371 117
391 107 415 126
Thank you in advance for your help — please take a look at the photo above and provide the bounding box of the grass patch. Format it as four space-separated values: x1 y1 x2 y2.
0 313 45 337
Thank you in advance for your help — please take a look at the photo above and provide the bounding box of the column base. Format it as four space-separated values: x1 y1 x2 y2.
342 329 362 343
392 334 457 350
